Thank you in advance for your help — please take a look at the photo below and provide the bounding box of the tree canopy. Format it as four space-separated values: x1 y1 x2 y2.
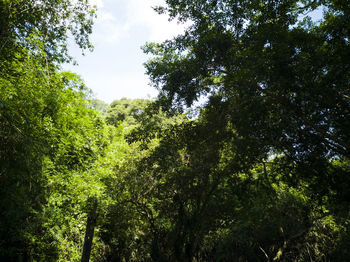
137 0 350 260
144 0 350 160
0 0 96 63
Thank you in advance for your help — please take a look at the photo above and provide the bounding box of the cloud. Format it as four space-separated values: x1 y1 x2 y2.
99 11 115 22
93 6 128 44
125 0 188 42
91 0 190 45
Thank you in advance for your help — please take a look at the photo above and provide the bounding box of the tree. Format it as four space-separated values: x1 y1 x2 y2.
106 98 151 128
144 0 350 203
136 0 350 260
144 0 350 160
0 0 96 64
90 99 110 114
0 1 113 259
0 56 130 260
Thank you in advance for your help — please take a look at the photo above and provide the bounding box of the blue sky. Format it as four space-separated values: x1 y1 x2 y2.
64 0 187 103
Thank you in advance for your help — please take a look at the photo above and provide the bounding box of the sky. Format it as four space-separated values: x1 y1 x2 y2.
63 0 187 103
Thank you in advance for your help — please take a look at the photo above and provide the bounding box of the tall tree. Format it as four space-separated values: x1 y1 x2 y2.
0 1 106 260
144 0 350 161
137 0 350 260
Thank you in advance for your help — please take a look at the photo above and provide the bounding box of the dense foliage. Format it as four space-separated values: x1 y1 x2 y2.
0 0 95 63
134 0 350 260
0 0 123 260
1 0 349 261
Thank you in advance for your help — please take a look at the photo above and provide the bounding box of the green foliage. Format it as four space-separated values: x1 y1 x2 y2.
106 98 151 128
0 50 59 260
110 0 350 260
90 99 110 114
0 56 130 260
0 3 129 258
0 0 96 63
145 0 350 159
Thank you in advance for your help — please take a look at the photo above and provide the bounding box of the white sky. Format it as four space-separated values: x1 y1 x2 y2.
63 0 187 103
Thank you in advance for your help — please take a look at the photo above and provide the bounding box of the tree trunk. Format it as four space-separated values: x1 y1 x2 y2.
81 197 98 262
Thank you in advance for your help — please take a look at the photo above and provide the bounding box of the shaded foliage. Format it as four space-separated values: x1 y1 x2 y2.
101 0 350 261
